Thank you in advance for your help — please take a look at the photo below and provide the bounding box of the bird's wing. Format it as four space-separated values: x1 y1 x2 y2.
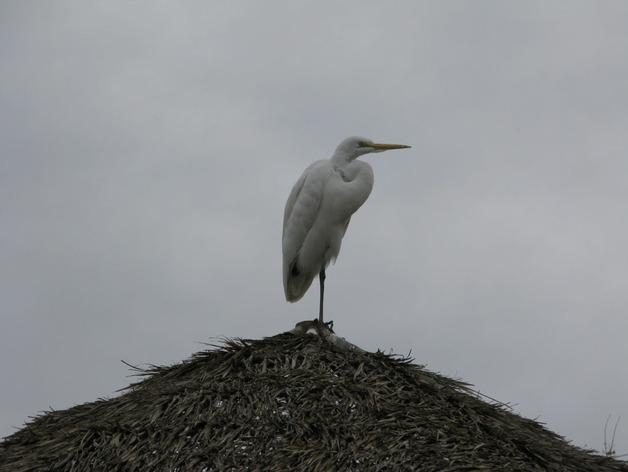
282 162 328 301
283 174 307 235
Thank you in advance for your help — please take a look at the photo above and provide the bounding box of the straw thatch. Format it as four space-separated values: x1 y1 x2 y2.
1 326 626 471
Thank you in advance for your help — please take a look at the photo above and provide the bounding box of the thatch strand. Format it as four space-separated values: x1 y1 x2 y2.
1 328 627 471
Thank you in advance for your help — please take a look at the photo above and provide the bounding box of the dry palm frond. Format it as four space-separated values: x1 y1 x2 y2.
1 330 627 471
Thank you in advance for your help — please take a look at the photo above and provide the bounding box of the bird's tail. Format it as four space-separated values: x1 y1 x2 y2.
283 258 316 302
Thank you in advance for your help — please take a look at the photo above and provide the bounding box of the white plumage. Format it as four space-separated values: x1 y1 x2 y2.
282 136 410 322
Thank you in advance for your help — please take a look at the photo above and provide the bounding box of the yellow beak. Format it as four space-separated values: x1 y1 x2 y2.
370 142 412 151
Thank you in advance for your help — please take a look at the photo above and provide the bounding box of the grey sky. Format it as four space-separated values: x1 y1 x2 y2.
1 1 627 453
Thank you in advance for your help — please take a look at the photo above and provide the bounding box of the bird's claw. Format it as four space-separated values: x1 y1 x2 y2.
292 319 334 337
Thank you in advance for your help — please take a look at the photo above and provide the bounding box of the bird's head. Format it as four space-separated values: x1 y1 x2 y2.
333 136 411 161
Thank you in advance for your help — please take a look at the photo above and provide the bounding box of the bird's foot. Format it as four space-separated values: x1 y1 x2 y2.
292 318 335 337
289 318 363 352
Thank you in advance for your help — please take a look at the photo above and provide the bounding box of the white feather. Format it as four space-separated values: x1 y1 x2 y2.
282 138 377 302
282 136 409 309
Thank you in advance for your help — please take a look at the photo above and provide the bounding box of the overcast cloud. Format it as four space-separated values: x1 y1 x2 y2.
1 1 628 453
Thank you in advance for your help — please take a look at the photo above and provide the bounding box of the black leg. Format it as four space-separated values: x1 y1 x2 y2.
318 268 326 323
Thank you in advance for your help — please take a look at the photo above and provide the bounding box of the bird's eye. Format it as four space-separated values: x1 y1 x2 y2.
357 141 368 148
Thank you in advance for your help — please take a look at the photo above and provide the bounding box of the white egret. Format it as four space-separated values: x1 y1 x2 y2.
282 136 411 323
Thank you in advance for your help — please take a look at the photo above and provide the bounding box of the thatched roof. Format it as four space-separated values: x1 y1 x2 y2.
1 328 627 471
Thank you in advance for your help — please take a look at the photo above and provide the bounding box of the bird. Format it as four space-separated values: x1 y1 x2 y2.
282 136 411 324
